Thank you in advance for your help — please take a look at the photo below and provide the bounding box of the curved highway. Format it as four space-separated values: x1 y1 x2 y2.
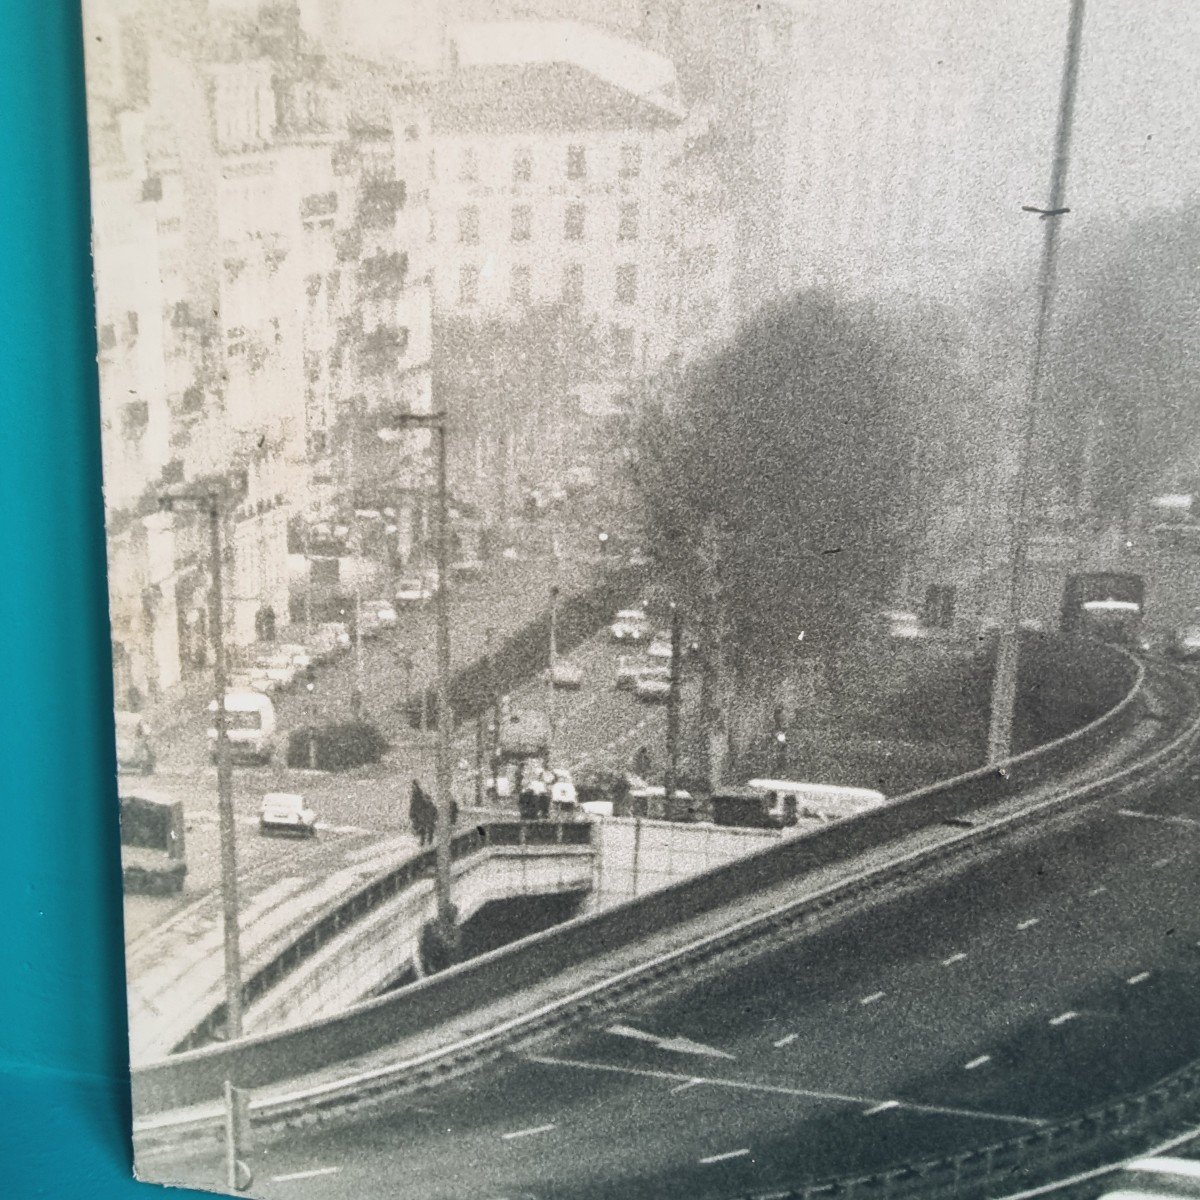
156 733 1200 1200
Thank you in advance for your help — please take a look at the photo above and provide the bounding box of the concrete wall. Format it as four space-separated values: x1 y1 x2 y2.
588 815 798 908
243 846 593 1036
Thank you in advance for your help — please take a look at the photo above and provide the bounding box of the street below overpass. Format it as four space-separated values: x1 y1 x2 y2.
159 744 1200 1199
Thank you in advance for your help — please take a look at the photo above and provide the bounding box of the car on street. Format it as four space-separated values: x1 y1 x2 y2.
259 792 318 837
634 664 672 702
115 711 156 774
543 660 583 690
647 631 674 660
359 599 398 637
395 575 435 604
208 689 277 764
250 652 298 693
609 608 650 642
1168 624 1200 662
615 655 646 690
449 557 485 582
882 609 927 640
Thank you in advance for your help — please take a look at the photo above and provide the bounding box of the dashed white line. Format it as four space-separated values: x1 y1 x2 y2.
1049 1011 1078 1027
699 1148 751 1165
670 1079 704 1094
1152 857 1173 869
773 1033 798 1048
964 1055 991 1071
270 1167 341 1183
1087 886 1108 897
501 1123 556 1141
941 952 967 966
859 991 886 1006
1118 808 1200 829
1016 918 1040 931
864 1100 900 1116
1127 971 1151 985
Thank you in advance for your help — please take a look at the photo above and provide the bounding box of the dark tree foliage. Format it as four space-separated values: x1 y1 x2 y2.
1040 202 1200 517
636 290 957 671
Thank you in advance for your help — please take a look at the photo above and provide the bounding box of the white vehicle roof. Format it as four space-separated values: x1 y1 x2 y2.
615 609 647 620
630 785 693 800
748 779 886 805
211 689 275 713
262 792 305 806
1082 598 1141 613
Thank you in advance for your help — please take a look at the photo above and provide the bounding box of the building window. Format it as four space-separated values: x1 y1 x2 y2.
612 325 635 368
458 264 479 306
564 203 585 241
458 205 480 244
459 146 479 183
567 145 587 180
619 143 642 179
562 262 584 305
513 147 532 183
618 203 639 241
511 204 532 242
510 265 532 307
615 264 638 305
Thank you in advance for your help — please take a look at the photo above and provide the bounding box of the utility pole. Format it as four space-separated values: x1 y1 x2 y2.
384 410 454 927
547 585 560 771
665 601 682 805
345 408 364 718
161 487 244 1041
988 0 1086 764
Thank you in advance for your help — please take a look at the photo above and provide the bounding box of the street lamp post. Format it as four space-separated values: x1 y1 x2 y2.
988 0 1086 763
383 411 454 928
547 586 560 771
161 488 244 1040
665 602 682 806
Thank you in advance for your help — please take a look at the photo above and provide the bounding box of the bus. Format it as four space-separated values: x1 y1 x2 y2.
746 779 887 825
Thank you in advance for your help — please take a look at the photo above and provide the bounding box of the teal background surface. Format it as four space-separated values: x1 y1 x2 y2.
0 2 205 1194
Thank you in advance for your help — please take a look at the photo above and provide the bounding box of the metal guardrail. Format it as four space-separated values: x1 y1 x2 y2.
171 820 594 1054
131 638 1160 1119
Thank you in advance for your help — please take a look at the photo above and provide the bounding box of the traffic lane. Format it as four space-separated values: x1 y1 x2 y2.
556 783 1200 1118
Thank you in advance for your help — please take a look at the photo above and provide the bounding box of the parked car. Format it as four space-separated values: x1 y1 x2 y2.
259 792 318 837
115 711 156 775
609 608 650 642
359 599 398 637
208 690 277 764
1168 624 1200 662
250 653 297 693
449 557 485 582
634 665 672 702
615 655 646 690
395 575 435 604
543 660 583 690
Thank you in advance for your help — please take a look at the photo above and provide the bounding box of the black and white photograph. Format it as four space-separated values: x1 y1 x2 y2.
83 1 1200 1197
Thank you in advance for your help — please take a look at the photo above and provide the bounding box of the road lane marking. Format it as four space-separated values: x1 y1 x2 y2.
525 1054 1046 1127
941 953 967 966
700 1148 750 1165
965 1055 991 1070
670 1079 705 1094
1049 1011 1078 1027
1016 918 1040 931
1127 971 1151 985
270 1167 340 1182
1152 857 1173 868
859 991 885 1005
501 1123 555 1141
1087 886 1108 896
864 1100 900 1116
773 1033 798 1047
1118 808 1200 829
607 1023 735 1059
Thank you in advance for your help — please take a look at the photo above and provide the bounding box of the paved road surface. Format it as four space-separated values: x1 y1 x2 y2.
156 746 1200 1199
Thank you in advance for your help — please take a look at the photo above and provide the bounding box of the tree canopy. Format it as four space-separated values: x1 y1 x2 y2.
635 289 973 671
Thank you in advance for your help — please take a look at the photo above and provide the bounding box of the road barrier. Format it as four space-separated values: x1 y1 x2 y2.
132 637 1172 1124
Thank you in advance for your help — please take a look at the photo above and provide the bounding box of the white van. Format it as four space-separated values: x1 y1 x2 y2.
746 779 887 825
207 689 277 764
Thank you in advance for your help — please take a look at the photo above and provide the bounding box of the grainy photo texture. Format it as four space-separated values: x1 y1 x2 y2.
83 2 1200 1197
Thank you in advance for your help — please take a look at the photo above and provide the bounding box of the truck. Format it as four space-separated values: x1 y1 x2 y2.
120 791 187 895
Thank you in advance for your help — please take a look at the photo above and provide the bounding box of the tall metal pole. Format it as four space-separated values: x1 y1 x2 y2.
987 0 1086 764
665 601 682 805
547 585 559 771
208 495 244 1041
433 419 453 925
346 412 364 718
